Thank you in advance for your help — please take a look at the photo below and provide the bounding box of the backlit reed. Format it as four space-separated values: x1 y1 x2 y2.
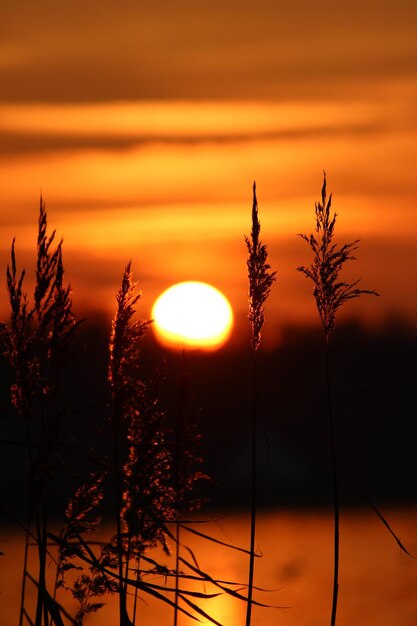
244 182 276 626
298 173 378 626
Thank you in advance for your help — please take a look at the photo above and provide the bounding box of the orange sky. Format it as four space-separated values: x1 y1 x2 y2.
1 1 417 346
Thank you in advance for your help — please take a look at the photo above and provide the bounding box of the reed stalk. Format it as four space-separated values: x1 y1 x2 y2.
3 197 79 625
244 182 276 626
108 262 149 626
298 173 378 626
324 341 339 626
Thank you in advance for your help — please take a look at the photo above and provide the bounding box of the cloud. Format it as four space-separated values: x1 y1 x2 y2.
0 125 384 156
0 98 403 156
1 0 417 102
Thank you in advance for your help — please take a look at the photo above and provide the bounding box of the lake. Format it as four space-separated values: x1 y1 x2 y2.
1 507 416 626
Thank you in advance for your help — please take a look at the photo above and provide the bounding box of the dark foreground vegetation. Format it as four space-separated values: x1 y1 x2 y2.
0 177 415 626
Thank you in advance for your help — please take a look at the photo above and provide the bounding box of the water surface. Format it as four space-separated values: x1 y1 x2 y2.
1 508 416 626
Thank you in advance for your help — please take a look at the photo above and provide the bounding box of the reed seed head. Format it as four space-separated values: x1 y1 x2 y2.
108 261 150 431
297 173 379 343
245 182 276 352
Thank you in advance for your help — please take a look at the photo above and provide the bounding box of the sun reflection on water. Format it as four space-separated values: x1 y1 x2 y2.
0 509 416 625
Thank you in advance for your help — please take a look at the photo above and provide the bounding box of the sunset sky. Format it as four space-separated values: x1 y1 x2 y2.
1 0 417 346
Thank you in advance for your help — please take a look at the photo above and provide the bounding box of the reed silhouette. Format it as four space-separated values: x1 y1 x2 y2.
244 182 276 626
298 173 378 626
2 197 80 626
54 263 235 626
1 182 413 626
2 204 241 626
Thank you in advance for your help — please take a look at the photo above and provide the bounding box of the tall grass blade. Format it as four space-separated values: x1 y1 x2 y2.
244 182 276 626
298 173 378 626
2 196 79 626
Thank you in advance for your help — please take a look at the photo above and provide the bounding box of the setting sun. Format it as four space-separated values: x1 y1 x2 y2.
151 281 233 350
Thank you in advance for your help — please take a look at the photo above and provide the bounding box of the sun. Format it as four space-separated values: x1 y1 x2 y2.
151 281 233 350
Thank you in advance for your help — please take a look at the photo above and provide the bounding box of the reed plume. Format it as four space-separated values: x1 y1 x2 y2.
2 197 80 626
108 262 178 625
121 369 175 556
108 261 150 434
297 173 378 344
56 473 116 625
55 264 222 626
108 262 150 626
245 183 276 353
297 173 378 626
3 240 35 424
244 182 276 626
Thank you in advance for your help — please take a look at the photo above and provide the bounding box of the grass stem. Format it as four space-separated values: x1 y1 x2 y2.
18 532 30 626
324 341 339 626
173 522 181 626
245 182 275 626
298 174 377 626
245 354 258 626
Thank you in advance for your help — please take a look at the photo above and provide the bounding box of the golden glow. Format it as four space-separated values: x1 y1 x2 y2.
2 96 417 328
152 282 233 350
0 100 379 137
2 1 417 330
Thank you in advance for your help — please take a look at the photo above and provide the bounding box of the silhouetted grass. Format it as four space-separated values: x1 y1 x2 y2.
49 261 243 625
2 197 80 626
244 182 276 626
298 173 378 626
1 205 231 625
1 182 413 626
